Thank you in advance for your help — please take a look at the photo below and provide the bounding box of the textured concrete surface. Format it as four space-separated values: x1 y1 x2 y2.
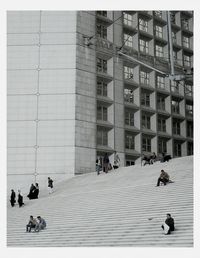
7 156 193 247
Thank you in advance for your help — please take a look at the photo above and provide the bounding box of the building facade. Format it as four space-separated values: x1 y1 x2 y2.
7 11 193 191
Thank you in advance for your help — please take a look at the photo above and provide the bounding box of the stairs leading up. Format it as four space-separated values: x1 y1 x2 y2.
7 156 193 247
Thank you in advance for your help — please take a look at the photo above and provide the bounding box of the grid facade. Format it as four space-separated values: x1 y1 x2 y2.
7 11 193 191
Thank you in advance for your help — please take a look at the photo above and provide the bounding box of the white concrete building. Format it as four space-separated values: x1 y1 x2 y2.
7 11 193 192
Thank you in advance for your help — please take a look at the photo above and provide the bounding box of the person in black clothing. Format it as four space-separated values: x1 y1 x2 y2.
27 183 39 199
27 183 36 199
10 189 16 207
17 190 24 207
48 177 53 194
103 153 109 173
161 152 172 163
161 213 175 234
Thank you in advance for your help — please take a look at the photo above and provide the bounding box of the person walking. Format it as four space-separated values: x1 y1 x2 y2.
27 183 36 199
10 189 16 207
17 190 24 207
103 153 109 173
161 213 175 235
156 169 170 186
48 177 53 194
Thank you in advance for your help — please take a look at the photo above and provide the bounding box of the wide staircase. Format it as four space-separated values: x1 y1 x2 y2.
7 156 193 247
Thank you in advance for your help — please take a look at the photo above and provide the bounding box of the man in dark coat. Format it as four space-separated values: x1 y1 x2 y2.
161 213 175 234
17 190 24 207
103 153 109 173
10 189 16 207
27 183 36 199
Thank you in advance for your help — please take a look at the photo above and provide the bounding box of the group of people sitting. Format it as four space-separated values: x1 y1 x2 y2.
26 215 46 233
142 152 172 166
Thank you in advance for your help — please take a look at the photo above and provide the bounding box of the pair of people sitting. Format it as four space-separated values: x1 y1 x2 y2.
143 152 157 166
26 215 46 232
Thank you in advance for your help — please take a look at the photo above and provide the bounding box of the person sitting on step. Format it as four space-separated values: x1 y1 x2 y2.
35 216 47 232
156 169 170 186
161 213 175 235
26 215 38 232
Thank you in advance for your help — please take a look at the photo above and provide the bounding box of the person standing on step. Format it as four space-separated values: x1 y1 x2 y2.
26 215 38 232
96 157 101 175
48 177 53 194
103 153 109 173
17 190 24 207
156 169 170 186
113 151 120 170
161 213 175 235
10 189 16 207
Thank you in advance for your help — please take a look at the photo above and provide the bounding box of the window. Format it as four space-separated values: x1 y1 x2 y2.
142 137 151 152
97 58 107 73
174 141 181 157
124 66 134 80
139 39 149 54
123 12 133 26
124 88 134 103
156 76 165 89
125 132 135 149
154 11 162 18
158 117 166 132
182 18 189 30
187 122 193 138
97 11 107 17
173 51 178 63
140 71 150 85
125 110 134 126
126 160 135 166
97 24 107 39
172 100 180 114
182 36 190 48
155 25 163 38
97 105 107 121
188 142 193 155
142 114 151 129
139 18 148 32
158 139 167 154
183 55 192 67
155 44 164 58
186 104 193 116
171 81 179 93
141 92 150 107
97 81 107 97
185 84 193 97
97 128 108 145
124 33 133 47
172 31 177 44
157 95 165 110
173 120 181 135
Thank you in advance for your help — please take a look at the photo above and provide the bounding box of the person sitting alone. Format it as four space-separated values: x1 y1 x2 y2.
26 215 38 232
161 213 175 235
35 216 47 232
156 169 170 186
